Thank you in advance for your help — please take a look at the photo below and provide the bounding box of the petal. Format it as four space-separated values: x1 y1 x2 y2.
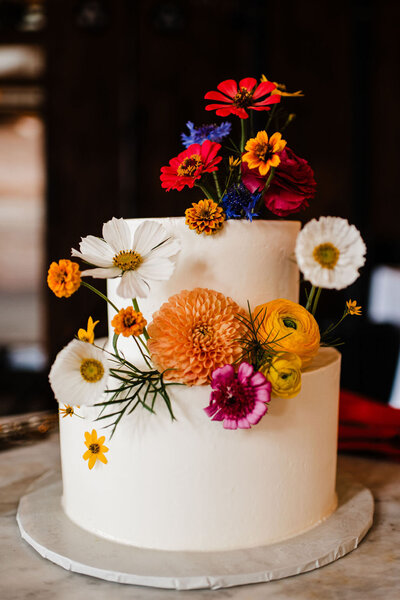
138 256 176 281
148 236 181 259
204 90 232 103
117 270 150 299
83 450 91 460
223 419 238 430
81 266 121 278
239 77 257 91
97 453 108 464
252 80 276 98
88 456 96 469
72 236 114 267
217 79 238 98
133 221 170 256
237 417 251 429
102 218 132 253
238 362 254 383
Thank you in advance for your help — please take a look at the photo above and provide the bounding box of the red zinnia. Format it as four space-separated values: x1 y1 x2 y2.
160 139 222 192
204 77 281 119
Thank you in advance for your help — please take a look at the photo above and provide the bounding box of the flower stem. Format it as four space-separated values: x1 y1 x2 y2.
305 285 316 312
212 171 222 201
265 103 277 133
195 182 214 200
81 280 119 313
311 287 322 316
240 118 246 153
132 297 149 340
254 167 276 214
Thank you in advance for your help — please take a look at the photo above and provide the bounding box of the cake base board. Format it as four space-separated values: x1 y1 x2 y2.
16 472 373 591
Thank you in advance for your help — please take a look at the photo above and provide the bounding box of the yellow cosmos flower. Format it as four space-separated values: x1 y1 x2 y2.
83 429 109 470
111 307 147 337
229 155 241 168
254 298 320 365
242 131 286 177
346 300 362 316
185 199 225 235
262 353 302 399
47 259 81 298
78 316 99 344
261 74 304 97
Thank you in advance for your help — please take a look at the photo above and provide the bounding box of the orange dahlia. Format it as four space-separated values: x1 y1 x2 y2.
111 306 147 337
147 288 246 385
242 131 287 177
185 199 225 235
47 259 81 298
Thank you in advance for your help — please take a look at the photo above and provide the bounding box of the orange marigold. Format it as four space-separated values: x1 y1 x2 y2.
111 306 147 337
185 199 225 235
47 259 81 298
147 288 246 385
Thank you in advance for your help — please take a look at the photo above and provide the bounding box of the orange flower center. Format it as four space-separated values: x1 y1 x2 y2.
65 406 74 415
80 358 104 383
177 154 203 177
192 323 214 350
113 250 143 271
313 243 340 269
123 313 137 327
89 443 100 454
233 87 254 108
254 142 273 162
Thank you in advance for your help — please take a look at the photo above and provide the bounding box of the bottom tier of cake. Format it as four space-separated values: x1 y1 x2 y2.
59 347 341 552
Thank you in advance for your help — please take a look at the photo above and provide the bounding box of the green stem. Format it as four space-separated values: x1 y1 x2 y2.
133 335 152 369
321 311 348 338
81 280 119 313
212 171 222 201
195 182 214 200
305 285 316 312
253 167 276 214
311 287 322 316
265 103 277 133
132 298 149 340
240 118 246 153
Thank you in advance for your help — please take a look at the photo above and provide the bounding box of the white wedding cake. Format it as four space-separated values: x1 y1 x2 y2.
58 218 341 552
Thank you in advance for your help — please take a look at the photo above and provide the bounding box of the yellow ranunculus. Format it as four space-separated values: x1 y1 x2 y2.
262 352 302 399
254 298 320 365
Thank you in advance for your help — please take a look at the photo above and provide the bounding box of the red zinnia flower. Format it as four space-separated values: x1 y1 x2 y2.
160 139 222 191
204 77 281 119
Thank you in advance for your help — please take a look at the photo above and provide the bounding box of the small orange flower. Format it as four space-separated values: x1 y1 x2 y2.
83 429 108 470
185 199 225 235
47 259 81 298
346 300 362 316
260 74 304 97
59 404 76 418
147 288 246 385
78 316 99 343
242 131 286 177
111 306 147 337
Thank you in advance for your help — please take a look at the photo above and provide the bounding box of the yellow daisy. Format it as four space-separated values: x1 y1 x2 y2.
83 429 109 470
59 404 76 418
261 74 304 97
78 316 99 344
346 300 362 316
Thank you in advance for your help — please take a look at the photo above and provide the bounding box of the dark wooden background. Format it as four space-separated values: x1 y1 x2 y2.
2 0 400 412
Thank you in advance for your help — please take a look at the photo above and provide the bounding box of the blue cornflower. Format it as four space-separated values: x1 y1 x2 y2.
181 121 231 148
221 184 261 222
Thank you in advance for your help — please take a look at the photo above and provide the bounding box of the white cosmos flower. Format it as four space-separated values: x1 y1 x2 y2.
295 216 366 290
49 339 109 407
71 218 181 298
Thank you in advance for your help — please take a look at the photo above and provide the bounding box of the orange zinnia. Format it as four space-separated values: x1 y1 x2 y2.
111 306 147 337
47 259 81 298
242 131 286 177
147 288 246 385
185 199 225 235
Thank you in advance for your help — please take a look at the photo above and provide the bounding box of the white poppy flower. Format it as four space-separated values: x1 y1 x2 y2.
71 218 181 298
295 216 366 290
49 339 109 407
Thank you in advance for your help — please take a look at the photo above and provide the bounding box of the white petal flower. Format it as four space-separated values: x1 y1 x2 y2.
71 217 181 298
295 216 366 290
49 339 109 407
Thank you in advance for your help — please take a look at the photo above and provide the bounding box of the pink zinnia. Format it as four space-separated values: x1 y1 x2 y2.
204 362 271 430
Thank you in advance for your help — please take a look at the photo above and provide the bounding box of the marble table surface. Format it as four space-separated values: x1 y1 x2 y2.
1 432 399 600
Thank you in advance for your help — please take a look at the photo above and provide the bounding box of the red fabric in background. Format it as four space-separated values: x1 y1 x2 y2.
339 389 400 459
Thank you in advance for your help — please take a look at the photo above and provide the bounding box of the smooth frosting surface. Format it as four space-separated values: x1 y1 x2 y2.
107 218 300 360
59 347 341 552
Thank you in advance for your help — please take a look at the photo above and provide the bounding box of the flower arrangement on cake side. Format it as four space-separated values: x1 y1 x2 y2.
47 74 366 470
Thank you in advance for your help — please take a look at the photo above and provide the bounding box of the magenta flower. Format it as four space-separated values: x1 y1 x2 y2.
204 362 271 430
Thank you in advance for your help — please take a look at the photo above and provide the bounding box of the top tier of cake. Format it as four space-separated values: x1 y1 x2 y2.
107 218 300 355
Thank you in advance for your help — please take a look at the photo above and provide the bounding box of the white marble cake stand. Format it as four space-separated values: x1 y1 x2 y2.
16 472 373 591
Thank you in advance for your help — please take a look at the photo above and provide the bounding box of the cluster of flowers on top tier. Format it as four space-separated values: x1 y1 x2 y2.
160 75 316 233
